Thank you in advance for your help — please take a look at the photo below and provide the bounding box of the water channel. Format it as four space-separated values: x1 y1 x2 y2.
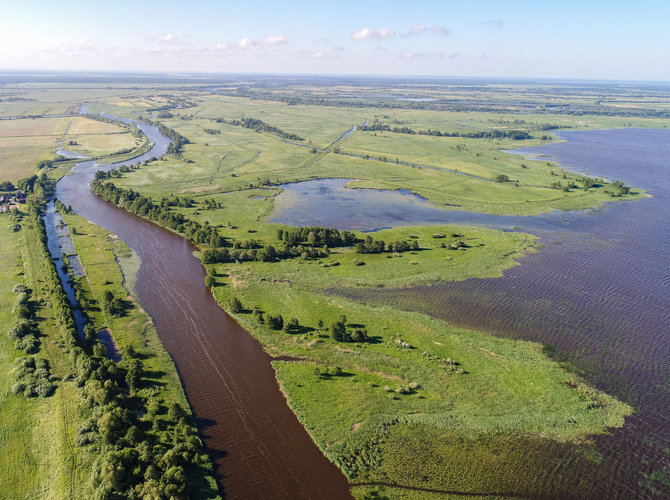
49 118 351 498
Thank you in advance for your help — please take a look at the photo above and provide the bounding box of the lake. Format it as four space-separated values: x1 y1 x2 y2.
271 128 670 498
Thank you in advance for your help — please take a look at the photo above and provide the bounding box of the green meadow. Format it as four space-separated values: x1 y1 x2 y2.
1 83 660 496
96 90 645 495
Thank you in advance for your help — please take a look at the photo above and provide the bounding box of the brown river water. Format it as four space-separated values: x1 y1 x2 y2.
52 119 351 499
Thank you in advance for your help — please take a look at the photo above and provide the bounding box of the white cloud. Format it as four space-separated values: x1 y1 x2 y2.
410 24 426 35
264 35 287 46
298 50 340 59
41 39 110 58
153 33 180 43
400 50 445 59
236 35 287 49
402 24 451 37
351 27 395 41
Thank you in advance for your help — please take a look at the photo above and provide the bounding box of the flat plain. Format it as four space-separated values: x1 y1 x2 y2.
1 78 668 498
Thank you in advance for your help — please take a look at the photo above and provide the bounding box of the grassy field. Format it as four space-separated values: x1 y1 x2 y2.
0 214 96 499
106 94 649 216
0 116 138 183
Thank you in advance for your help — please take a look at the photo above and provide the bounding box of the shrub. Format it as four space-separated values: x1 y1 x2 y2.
229 297 243 313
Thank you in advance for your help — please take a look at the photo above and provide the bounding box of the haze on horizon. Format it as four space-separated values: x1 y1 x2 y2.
1 0 669 81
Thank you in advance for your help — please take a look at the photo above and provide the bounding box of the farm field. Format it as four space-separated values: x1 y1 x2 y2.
0 115 138 183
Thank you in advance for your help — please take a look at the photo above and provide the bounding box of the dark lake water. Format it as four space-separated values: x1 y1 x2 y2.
52 119 351 498
272 128 670 498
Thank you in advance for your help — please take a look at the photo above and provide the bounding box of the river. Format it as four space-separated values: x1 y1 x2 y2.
51 119 351 498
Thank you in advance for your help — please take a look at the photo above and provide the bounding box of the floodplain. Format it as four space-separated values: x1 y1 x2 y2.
1 76 669 498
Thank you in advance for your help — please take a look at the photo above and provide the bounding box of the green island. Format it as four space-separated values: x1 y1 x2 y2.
2 79 667 498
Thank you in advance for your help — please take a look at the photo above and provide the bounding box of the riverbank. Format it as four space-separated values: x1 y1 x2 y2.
0 211 96 498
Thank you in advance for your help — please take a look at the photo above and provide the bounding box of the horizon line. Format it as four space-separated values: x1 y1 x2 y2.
1 69 669 85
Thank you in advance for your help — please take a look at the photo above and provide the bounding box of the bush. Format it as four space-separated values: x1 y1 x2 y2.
267 314 284 330
284 317 299 333
229 297 243 313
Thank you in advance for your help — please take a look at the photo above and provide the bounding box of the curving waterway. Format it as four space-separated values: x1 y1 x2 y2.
273 128 670 498
50 118 351 498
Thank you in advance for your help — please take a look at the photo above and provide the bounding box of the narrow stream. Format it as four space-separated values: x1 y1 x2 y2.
49 117 352 498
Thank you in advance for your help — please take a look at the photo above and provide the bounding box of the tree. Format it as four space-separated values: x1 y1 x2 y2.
331 320 348 342
98 410 125 444
229 297 243 313
495 174 510 183
252 308 264 324
284 317 299 333
125 359 142 392
267 314 284 330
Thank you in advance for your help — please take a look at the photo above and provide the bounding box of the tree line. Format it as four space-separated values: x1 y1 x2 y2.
139 117 190 154
217 117 304 141
361 121 531 140
92 181 225 246
20 187 218 498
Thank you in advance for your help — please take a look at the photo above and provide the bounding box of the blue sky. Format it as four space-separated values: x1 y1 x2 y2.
1 0 669 80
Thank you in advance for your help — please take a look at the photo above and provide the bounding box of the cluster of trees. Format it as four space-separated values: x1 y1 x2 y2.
93 165 134 181
141 118 189 154
146 96 196 114
11 356 55 398
160 196 194 208
361 121 532 140
609 180 631 197
232 297 376 345
71 340 215 498
203 243 328 264
220 117 303 141
102 290 126 317
92 182 225 246
201 198 221 210
7 284 40 354
277 226 356 247
17 173 54 199
354 235 419 254
550 181 572 191
205 227 362 265
576 176 599 190
203 128 221 135
330 315 371 343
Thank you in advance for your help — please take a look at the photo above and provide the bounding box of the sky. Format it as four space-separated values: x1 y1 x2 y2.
1 0 669 80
